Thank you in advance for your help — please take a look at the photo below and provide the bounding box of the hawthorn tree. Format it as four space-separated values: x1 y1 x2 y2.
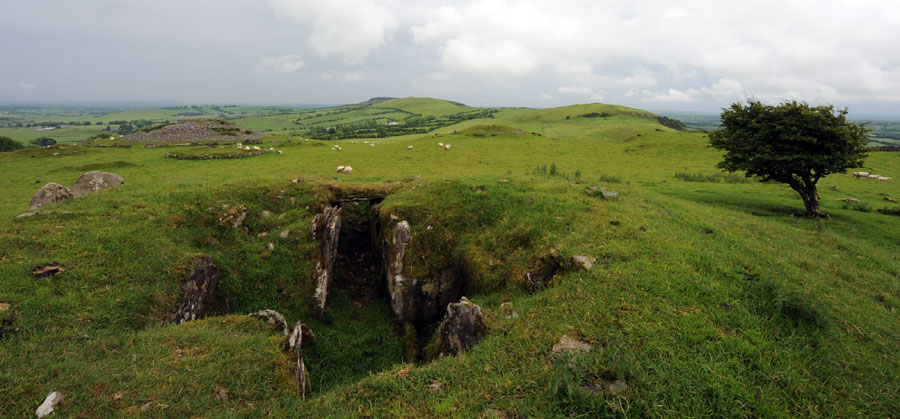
710 100 869 216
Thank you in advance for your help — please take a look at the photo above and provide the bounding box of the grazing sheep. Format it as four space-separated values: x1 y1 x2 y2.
236 143 242 147
444 144 452 150
252 146 261 151
244 146 251 151
363 141 369 144
332 145 342 151
337 166 345 173
438 142 444 147
408 145 414 150
343 166 353 174
370 143 375 147
878 176 892 182
277 150 283 155
852 171 870 179
868 174 880 180
268 147 274 151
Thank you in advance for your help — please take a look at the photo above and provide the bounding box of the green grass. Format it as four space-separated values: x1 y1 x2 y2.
1 99 899 417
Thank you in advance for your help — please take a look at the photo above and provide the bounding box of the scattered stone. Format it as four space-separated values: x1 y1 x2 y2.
257 232 268 237
583 378 628 395
70 171 125 198
170 256 220 324
140 401 154 411
309 206 342 319
279 230 290 238
430 297 486 358
267 242 275 251
218 205 247 228
261 210 273 218
28 182 74 211
429 381 442 392
216 389 229 402
884 196 897 203
569 255 596 271
32 262 65 278
249 309 290 336
0 302 9 312
499 302 519 319
836 197 861 203
35 391 64 418
552 335 593 355
600 188 619 200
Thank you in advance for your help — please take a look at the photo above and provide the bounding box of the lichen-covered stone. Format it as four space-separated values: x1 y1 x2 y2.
310 206 341 319
170 256 220 324
70 171 124 198
35 391 64 418
249 309 290 336
427 297 486 359
28 182 73 211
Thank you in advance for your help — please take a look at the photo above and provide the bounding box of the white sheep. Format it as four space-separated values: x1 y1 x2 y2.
852 171 870 179
337 165 345 173
343 166 353 174
252 146 261 151
408 145 414 150
236 143 242 147
277 150 283 155
438 142 444 147
268 147 274 151
244 146 251 151
370 143 375 147
444 144 452 150
868 174 880 180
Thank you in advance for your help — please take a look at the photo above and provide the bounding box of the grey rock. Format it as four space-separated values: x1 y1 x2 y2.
570 255 596 271
499 302 519 319
600 188 619 200
170 256 220 324
885 196 898 202
70 171 124 198
249 309 290 336
836 197 861 203
35 391 64 418
435 297 486 356
287 320 315 399
28 183 73 211
309 206 341 319
552 335 593 355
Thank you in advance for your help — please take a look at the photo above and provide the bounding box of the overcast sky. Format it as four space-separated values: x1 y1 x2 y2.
2 0 899 115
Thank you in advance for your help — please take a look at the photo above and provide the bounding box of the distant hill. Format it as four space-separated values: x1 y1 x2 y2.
371 97 475 117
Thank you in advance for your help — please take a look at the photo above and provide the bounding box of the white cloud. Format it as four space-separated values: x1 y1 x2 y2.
257 54 305 74
557 85 593 95
640 88 699 103
343 73 362 83
270 0 397 64
18 81 35 90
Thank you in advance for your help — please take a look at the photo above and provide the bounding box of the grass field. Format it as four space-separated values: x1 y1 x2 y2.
1 98 899 417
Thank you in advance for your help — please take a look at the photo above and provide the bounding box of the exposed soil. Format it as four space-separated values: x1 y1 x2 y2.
122 120 267 143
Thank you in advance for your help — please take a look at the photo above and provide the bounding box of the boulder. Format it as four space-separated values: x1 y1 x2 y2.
170 256 220 324
70 171 124 198
28 182 73 211
429 297 486 358
35 391 64 418
309 206 342 318
836 197 861 204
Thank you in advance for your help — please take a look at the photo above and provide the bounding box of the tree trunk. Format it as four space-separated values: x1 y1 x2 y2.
792 181 822 216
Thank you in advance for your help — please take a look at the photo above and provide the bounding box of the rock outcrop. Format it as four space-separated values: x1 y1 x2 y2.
249 309 290 336
28 182 73 211
428 297 486 359
309 206 342 318
70 171 125 198
384 220 461 324
170 256 220 324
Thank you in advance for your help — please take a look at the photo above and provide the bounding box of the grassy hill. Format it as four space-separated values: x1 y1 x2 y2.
1 99 898 417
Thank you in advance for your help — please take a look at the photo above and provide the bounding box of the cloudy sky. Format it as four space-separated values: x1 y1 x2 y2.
2 0 899 115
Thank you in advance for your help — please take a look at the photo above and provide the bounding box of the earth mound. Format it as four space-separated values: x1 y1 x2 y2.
122 119 266 143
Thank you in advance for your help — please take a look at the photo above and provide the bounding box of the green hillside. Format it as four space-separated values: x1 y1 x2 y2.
1 99 899 417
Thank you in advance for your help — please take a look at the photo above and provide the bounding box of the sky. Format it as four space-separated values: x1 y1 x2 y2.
2 0 900 116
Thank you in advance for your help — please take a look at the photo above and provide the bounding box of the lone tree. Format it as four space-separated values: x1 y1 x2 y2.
710 100 869 216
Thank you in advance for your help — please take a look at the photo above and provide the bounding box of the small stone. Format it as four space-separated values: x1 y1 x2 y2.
429 381 442 392
279 230 290 238
261 210 273 218
498 302 518 319
884 196 897 202
552 335 593 355
569 255 596 271
600 188 619 200
32 262 64 278
216 389 229 402
0 303 9 312
267 242 275 251
258 232 268 237
35 391 64 418
140 402 153 411
835 197 861 203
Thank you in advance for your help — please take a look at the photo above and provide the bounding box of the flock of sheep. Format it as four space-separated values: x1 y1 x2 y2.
852 171 893 182
235 142 282 155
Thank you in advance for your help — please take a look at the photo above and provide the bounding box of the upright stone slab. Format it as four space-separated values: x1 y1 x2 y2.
170 256 220 324
429 297 486 358
309 206 341 318
28 182 73 211
70 171 124 198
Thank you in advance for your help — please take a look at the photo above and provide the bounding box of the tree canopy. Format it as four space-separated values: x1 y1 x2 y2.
709 100 869 216
0 136 24 152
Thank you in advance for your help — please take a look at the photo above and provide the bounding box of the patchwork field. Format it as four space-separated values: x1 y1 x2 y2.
1 98 898 417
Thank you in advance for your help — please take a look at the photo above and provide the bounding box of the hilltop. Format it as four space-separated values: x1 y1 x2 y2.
0 98 898 417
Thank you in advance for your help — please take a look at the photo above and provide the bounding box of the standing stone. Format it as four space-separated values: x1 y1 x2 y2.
70 171 125 198
170 256 220 324
429 297 486 358
309 206 341 319
28 183 73 211
287 320 316 399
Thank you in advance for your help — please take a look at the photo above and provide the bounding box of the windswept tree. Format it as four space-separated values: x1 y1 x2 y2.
710 100 869 216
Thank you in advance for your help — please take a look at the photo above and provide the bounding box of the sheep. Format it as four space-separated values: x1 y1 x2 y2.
277 150 283 155
408 145 414 150
252 146 261 151
438 142 444 147
444 144 451 150
337 166 345 173
268 147 274 151
868 174 880 180
244 146 251 151
236 143 242 147
878 176 892 182
336 166 353 174
332 145 342 151
852 171 870 179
